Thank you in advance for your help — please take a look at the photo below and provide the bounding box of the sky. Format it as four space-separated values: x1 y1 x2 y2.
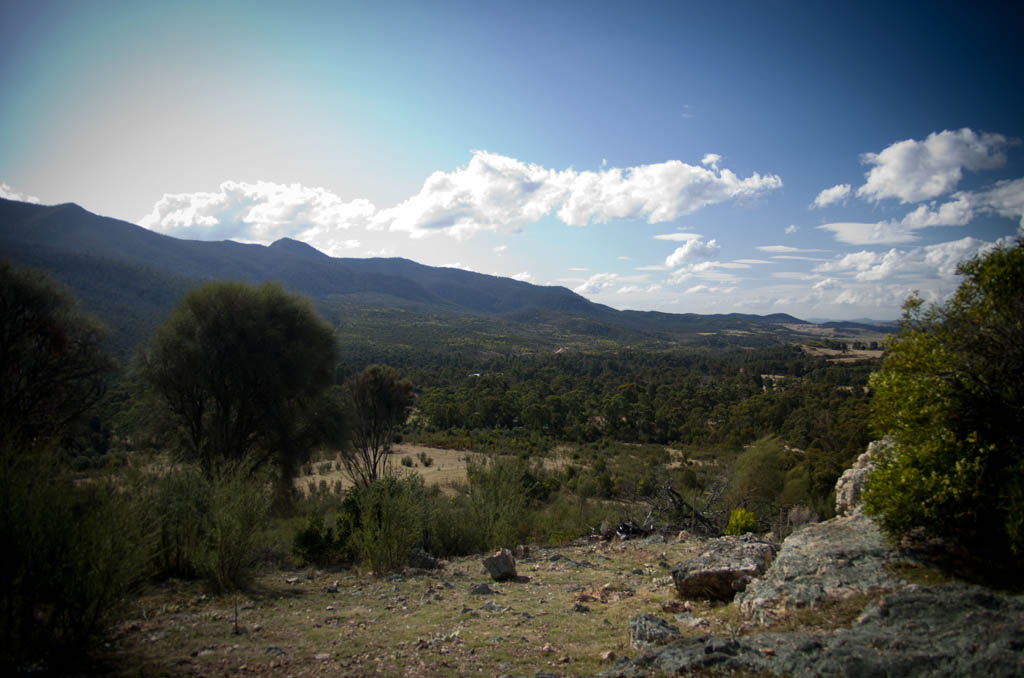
2 1 1022 321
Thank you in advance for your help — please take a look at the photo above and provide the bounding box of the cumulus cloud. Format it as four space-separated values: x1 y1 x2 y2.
665 237 720 267
701 153 722 170
819 195 977 245
970 177 1024 229
812 278 842 290
493 244 507 254
785 224 799 234
857 128 1011 203
811 183 851 208
0 183 40 203
511 271 533 282
813 236 994 282
667 261 743 285
371 150 781 238
139 180 377 254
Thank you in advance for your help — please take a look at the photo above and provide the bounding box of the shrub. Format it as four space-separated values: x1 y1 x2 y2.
724 507 759 535
864 241 1024 575
350 474 425 574
0 445 150 665
150 459 270 591
400 455 414 467
417 451 433 467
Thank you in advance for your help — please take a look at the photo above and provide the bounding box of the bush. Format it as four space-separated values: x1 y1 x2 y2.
0 445 150 666
150 459 270 591
350 475 425 574
417 451 433 467
864 241 1024 575
724 507 759 535
400 455 414 467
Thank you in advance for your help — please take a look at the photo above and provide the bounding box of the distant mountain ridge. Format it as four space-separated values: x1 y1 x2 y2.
0 197 817 353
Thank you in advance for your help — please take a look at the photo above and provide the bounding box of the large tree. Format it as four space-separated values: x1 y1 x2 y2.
864 240 1024 571
142 281 343 477
342 364 414 487
0 260 114 447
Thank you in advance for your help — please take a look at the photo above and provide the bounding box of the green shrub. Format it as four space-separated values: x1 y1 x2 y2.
350 474 425 574
864 241 1024 575
417 451 433 467
0 445 151 665
150 459 270 591
293 513 341 566
400 455 414 467
466 456 532 549
724 507 759 535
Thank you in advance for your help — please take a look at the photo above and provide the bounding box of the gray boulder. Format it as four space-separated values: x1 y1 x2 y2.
736 512 905 623
671 534 777 601
482 548 517 581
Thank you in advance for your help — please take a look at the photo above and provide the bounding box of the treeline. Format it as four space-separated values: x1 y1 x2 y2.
405 347 873 458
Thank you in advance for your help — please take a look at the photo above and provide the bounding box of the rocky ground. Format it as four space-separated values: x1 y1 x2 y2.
101 441 1023 677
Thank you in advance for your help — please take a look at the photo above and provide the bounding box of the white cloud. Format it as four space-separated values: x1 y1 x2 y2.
757 245 829 253
568 267 590 272
813 236 994 282
511 271 533 282
857 128 1011 203
371 151 781 238
770 255 831 261
653 232 702 241
574 272 622 294
665 237 720 267
970 177 1024 229
635 264 669 271
816 221 918 245
493 244 507 254
785 224 799 234
667 261 743 285
701 153 721 170
0 183 41 203
364 247 395 257
443 262 477 272
812 278 841 290
818 195 975 245
139 180 377 253
733 258 773 265
617 255 631 261
617 285 643 294
811 183 851 208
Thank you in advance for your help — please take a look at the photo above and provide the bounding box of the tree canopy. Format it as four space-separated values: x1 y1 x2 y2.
0 260 114 448
342 364 414 487
865 239 1024 571
141 281 343 477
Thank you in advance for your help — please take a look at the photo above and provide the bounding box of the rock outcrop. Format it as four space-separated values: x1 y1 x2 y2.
834 436 891 516
736 512 905 623
671 534 777 601
602 584 1024 677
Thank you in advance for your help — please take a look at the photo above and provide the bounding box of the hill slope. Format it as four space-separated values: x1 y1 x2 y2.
0 198 810 354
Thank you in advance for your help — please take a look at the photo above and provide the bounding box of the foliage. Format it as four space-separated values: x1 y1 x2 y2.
724 507 759 535
864 240 1024 570
349 474 426 574
150 460 271 591
341 364 414 487
0 260 115 448
465 456 534 549
141 281 343 480
0 442 151 666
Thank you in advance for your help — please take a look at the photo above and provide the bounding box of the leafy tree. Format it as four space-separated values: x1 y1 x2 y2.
141 281 342 479
0 260 114 447
864 240 1024 570
341 364 413 487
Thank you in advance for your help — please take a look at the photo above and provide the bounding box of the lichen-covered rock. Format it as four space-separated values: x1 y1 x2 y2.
835 437 891 516
628 614 681 650
736 512 904 623
482 548 517 581
671 534 777 601
602 584 1024 678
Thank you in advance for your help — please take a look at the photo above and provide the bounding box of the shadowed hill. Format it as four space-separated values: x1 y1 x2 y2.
0 197 815 354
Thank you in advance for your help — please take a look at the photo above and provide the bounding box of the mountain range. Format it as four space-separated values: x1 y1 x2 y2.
0 197 880 357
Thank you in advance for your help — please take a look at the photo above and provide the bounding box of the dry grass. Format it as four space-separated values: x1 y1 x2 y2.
101 536 712 677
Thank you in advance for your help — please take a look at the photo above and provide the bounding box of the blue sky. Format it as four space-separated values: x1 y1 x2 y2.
2 1 1022 320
